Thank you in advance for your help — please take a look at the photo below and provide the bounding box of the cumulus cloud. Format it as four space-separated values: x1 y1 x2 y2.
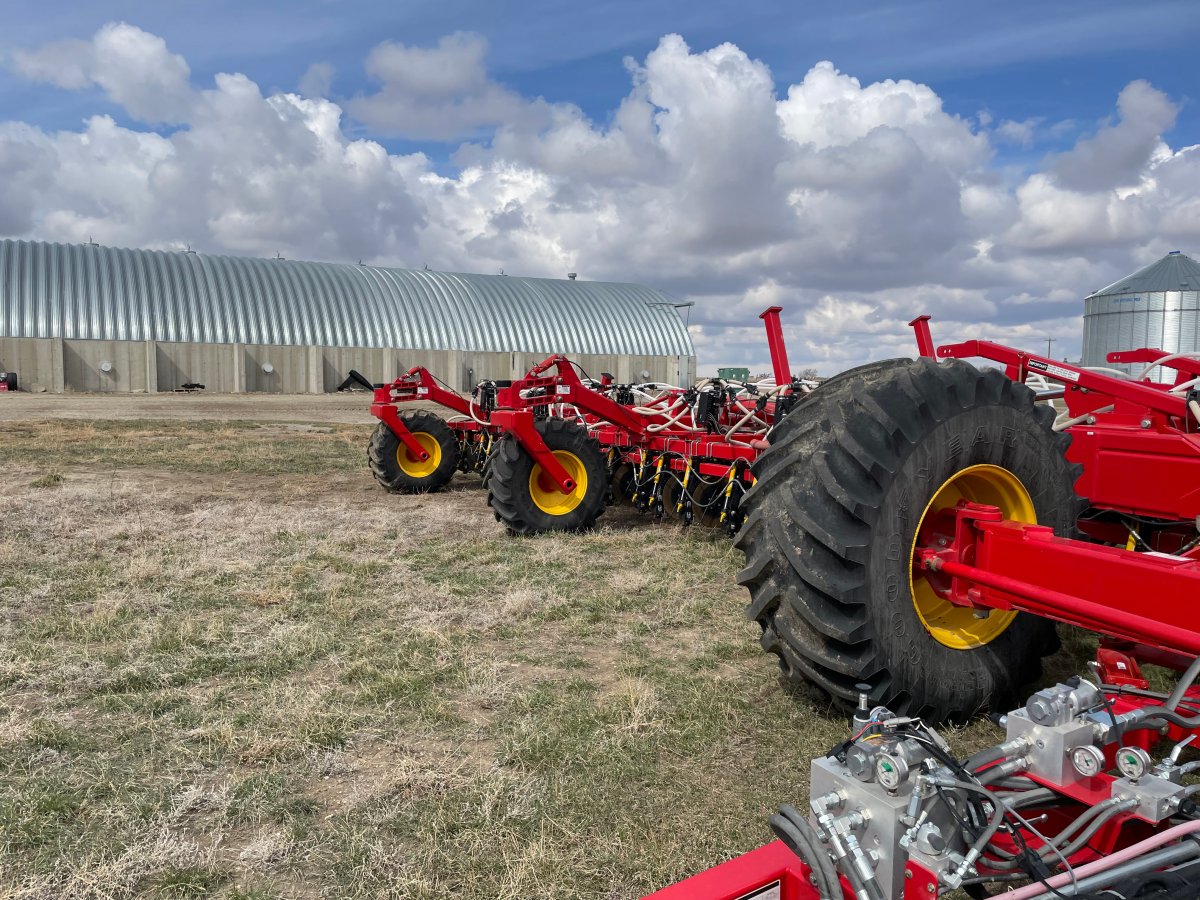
994 118 1041 148
349 31 552 140
299 62 335 99
1050 80 1177 192
1 24 1198 374
13 22 193 123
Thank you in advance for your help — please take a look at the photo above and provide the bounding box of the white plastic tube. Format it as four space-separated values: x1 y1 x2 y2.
1001 818 1200 899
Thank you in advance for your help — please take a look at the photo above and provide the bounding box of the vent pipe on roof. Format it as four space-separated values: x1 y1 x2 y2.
567 272 577 281
1170 250 1181 255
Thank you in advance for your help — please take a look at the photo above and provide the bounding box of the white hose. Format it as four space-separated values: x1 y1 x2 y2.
645 399 703 433
1054 405 1114 432
468 397 490 426
725 384 786 438
1001 818 1200 899
1138 352 1200 383
1170 377 1200 394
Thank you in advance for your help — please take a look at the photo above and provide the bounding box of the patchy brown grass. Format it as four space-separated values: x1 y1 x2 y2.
0 415 1010 899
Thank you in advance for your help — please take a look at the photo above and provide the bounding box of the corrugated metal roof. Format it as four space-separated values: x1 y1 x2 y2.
0 238 694 357
1088 251 1200 297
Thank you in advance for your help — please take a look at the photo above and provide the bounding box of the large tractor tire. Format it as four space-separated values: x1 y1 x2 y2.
487 419 608 535
735 357 1082 724
3 372 16 391
368 411 461 494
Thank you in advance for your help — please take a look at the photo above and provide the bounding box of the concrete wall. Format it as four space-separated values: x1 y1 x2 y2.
63 339 151 393
0 336 695 394
0 338 64 392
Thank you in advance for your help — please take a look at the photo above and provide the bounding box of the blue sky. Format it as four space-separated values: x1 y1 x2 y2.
1 1 1197 372
4 0 1197 160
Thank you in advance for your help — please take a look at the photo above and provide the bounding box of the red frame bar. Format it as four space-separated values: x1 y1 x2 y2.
935 339 1189 421
642 841 816 900
488 409 578 493
909 315 935 358
909 317 1200 521
761 306 792 387
1109 348 1200 387
919 511 1200 656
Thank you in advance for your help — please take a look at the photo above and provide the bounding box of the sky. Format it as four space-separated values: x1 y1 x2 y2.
1 0 1198 374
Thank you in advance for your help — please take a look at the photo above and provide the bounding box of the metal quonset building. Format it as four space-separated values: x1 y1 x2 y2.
0 238 695 393
1082 250 1200 381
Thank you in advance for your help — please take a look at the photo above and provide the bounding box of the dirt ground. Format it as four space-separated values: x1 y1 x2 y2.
0 391 395 425
3 400 906 900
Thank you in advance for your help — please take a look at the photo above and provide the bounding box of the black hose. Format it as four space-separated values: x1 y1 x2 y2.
965 746 1007 772
770 805 839 900
1137 707 1200 730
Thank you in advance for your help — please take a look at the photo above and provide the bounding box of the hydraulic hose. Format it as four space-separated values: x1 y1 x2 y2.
999 818 1200 899
1136 707 1200 730
964 746 1007 772
1167 656 1200 712
770 805 840 900
985 797 1134 870
1042 841 1200 898
933 780 1008 880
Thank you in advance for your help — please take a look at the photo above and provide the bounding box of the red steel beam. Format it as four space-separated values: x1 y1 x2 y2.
760 306 793 387
369 400 431 461
935 339 1190 420
641 840 815 900
920 517 1200 656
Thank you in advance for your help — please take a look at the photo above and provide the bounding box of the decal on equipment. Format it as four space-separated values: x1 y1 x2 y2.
1027 358 1080 382
734 882 781 900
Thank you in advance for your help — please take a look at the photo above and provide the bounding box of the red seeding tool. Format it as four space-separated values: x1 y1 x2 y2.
736 315 1200 724
367 365 500 494
367 307 816 536
644 318 1200 900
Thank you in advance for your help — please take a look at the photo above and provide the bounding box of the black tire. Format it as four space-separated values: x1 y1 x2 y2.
767 360 901 446
735 357 1082 724
3 372 16 391
487 419 608 534
367 411 461 494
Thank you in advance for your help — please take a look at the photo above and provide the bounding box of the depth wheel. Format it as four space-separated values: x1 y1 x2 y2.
735 357 1082 724
487 419 608 534
368 411 461 494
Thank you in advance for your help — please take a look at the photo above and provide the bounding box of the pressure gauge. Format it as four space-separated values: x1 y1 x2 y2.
1116 746 1153 781
1070 745 1106 778
875 753 910 791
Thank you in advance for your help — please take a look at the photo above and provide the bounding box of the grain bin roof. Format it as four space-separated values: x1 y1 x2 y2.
0 238 694 357
1088 251 1200 297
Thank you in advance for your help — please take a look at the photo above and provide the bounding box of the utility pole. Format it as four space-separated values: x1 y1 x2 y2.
1045 337 1055 358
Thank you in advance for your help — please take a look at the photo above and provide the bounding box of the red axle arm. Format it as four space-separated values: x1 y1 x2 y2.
919 506 1200 657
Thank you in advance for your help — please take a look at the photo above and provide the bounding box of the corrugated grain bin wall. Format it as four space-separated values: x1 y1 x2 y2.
1082 251 1200 381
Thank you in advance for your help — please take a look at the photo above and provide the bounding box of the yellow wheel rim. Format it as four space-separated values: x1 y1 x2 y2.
529 451 588 516
396 433 442 479
909 464 1036 649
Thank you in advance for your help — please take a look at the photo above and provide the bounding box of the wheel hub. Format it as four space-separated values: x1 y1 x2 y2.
910 464 1036 649
397 433 442 478
529 451 588 515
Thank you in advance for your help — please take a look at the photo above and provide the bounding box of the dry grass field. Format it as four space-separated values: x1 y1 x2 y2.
0 397 1061 900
